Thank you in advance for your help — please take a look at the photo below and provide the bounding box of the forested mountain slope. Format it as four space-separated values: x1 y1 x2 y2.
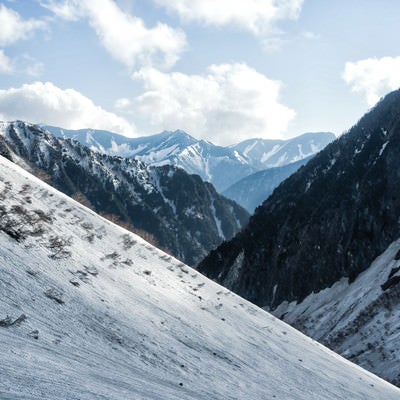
0 121 248 265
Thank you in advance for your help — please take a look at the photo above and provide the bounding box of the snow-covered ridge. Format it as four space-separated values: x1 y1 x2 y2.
1 120 151 189
0 155 399 399
44 125 335 192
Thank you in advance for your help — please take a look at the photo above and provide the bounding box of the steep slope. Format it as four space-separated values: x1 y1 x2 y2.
0 155 399 400
199 89 400 308
222 157 312 212
273 239 400 386
46 125 334 192
0 121 248 265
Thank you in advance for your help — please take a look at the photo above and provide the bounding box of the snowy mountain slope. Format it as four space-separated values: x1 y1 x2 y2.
0 155 399 399
222 156 312 212
43 126 198 160
45 125 334 192
273 238 400 386
229 132 335 169
199 89 400 310
0 121 248 265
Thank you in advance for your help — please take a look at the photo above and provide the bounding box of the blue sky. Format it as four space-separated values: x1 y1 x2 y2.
0 0 400 145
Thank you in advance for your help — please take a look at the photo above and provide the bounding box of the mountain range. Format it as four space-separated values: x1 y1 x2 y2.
0 121 248 265
44 125 334 193
1 154 398 399
198 89 400 385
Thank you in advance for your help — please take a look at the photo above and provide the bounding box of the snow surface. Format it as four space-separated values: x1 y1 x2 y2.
273 239 400 385
0 155 399 399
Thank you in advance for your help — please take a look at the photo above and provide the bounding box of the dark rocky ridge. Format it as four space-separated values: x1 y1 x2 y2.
0 121 249 265
198 89 400 308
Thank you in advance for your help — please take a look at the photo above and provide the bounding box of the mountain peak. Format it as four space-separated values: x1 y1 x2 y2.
153 129 198 146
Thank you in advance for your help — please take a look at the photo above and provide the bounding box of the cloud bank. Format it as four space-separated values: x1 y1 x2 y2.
0 82 135 136
343 56 400 106
119 63 295 144
41 0 186 70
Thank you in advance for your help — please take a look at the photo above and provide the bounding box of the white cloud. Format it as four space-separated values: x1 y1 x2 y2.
343 56 400 106
126 63 295 144
41 0 186 70
0 4 47 46
153 0 303 36
0 49 12 73
0 82 136 136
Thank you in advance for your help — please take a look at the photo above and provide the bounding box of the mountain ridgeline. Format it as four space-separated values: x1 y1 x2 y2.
0 122 248 265
198 89 400 309
45 125 334 192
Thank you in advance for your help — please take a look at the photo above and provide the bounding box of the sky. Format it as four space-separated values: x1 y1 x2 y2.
0 0 400 145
